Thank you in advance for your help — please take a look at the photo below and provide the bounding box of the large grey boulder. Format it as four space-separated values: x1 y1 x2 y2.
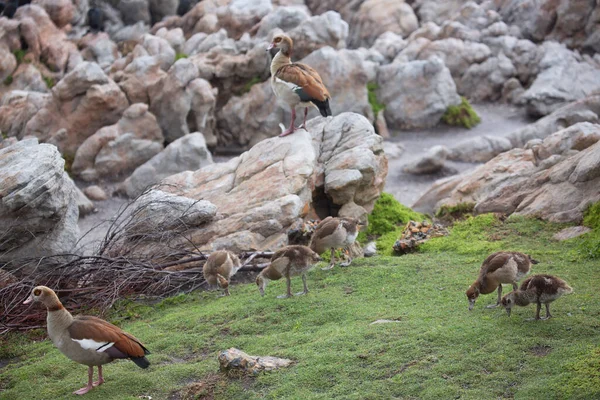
519 42 600 117
121 132 214 198
377 57 461 129
125 113 387 254
0 138 79 262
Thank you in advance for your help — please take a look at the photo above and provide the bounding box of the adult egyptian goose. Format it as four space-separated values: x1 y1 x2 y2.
203 250 242 296
466 251 538 310
267 33 332 137
309 217 362 270
501 274 573 320
256 245 321 298
23 286 150 395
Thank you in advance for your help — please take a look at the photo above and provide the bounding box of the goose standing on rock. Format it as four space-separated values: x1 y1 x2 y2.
501 274 573 320
256 245 321 298
309 217 362 270
23 286 150 395
466 251 538 310
267 33 332 137
203 250 242 296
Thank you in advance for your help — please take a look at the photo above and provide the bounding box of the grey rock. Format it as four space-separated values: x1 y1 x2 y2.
218 348 293 375
371 32 407 63
520 42 600 117
448 136 513 163
255 6 310 38
83 185 108 201
404 145 449 175
459 53 516 101
553 226 592 241
118 0 151 25
377 57 461 129
408 21 441 41
0 138 79 262
122 132 214 198
288 11 349 59
363 241 377 257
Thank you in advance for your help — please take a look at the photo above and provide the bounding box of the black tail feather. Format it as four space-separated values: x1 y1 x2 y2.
313 98 332 117
131 356 150 369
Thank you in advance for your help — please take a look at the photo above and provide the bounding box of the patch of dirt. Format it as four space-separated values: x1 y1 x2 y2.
529 344 552 357
170 374 223 400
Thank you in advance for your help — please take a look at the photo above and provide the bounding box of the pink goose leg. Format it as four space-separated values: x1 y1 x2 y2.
298 108 308 130
73 366 94 395
93 365 105 387
279 108 296 137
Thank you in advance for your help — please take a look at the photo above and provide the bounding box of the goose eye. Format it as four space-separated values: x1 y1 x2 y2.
34 289 41 296
275 37 281 43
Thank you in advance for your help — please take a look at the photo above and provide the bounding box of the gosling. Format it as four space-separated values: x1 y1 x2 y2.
203 250 241 296
256 245 321 298
309 217 361 270
501 274 573 320
466 251 538 310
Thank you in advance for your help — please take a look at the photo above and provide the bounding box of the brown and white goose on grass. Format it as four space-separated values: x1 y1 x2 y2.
466 251 538 310
23 286 150 395
256 245 321 298
501 274 573 320
203 250 242 296
267 33 332 137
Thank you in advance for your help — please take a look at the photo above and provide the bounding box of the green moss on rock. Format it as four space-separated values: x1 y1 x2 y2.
13 49 26 64
442 97 481 129
3 75 13 86
175 52 188 61
367 82 385 118
242 77 262 94
577 201 600 259
583 202 600 229
43 76 55 89
436 202 476 219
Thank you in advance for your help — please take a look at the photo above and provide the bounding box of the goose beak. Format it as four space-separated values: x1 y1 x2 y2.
23 295 33 305
530 258 539 264
505 307 512 317
468 299 475 311
266 42 275 51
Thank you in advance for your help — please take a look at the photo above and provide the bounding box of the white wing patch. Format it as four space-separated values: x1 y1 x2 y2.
72 338 115 352
274 77 300 91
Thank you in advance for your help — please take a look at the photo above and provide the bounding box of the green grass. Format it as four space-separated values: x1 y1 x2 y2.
1 215 599 399
436 202 476 219
3 76 13 86
242 77 263 94
442 97 481 129
12 49 26 64
43 76 55 89
175 52 188 61
575 201 600 260
367 82 385 118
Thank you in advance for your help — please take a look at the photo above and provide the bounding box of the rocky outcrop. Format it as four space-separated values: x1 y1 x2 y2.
22 62 129 156
125 113 387 253
414 122 600 223
0 138 79 262
71 103 164 181
376 57 461 129
121 132 214 198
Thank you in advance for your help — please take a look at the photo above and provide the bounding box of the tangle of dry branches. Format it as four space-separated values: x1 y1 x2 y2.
0 187 274 334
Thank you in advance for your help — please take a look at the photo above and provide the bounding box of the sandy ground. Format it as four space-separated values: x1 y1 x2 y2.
76 104 533 248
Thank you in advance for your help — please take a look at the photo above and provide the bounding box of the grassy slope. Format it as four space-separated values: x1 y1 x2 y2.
1 215 599 400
